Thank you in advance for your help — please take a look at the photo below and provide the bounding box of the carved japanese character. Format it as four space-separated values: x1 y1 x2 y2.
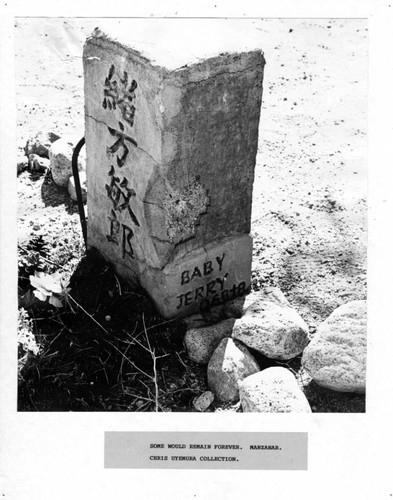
105 167 140 227
107 122 137 168
106 209 120 245
122 224 135 259
102 64 138 127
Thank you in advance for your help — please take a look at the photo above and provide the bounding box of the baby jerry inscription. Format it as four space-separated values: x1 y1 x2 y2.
181 254 226 284
176 252 248 311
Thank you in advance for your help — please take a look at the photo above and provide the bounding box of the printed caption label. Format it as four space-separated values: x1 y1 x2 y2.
104 432 308 470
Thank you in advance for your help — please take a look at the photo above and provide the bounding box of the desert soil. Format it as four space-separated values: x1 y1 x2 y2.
16 18 367 412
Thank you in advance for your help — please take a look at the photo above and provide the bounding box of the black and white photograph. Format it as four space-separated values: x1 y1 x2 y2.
1 0 392 498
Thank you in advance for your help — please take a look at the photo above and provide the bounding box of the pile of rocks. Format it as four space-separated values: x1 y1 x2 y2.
185 288 366 412
17 132 87 202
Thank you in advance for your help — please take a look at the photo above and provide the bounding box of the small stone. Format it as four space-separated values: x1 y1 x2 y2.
232 290 309 360
193 391 214 412
49 138 84 187
184 318 235 364
29 154 50 172
301 300 366 393
68 172 87 202
207 338 260 403
239 367 312 413
25 131 61 158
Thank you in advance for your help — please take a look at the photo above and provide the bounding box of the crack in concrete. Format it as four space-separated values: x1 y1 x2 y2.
151 235 171 244
85 113 161 166
142 199 164 209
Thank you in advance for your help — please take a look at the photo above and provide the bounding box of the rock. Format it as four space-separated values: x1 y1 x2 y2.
25 131 60 158
28 154 50 172
301 300 366 393
207 338 260 403
225 287 291 318
49 138 84 187
68 172 87 202
193 391 215 412
232 291 309 360
239 367 312 413
184 318 235 364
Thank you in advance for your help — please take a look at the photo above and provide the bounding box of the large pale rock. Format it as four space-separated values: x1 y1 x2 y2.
232 292 309 360
49 138 84 187
301 300 366 393
207 338 260 403
68 172 87 202
185 318 235 364
240 367 312 412
83 31 264 318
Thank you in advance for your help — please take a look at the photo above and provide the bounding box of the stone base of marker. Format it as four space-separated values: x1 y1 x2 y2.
142 235 253 318
90 233 253 319
83 30 264 320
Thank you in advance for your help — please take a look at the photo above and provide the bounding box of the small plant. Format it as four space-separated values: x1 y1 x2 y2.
29 271 71 308
18 235 49 279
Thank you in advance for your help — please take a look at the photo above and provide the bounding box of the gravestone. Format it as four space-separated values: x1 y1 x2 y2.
83 28 265 319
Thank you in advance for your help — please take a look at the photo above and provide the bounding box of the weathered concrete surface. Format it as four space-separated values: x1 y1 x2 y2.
83 31 264 318
141 235 253 318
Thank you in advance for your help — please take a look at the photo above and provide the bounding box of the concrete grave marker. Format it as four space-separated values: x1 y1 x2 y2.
83 28 265 318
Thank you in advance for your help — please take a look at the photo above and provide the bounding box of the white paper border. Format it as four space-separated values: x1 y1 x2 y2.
1 0 393 498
